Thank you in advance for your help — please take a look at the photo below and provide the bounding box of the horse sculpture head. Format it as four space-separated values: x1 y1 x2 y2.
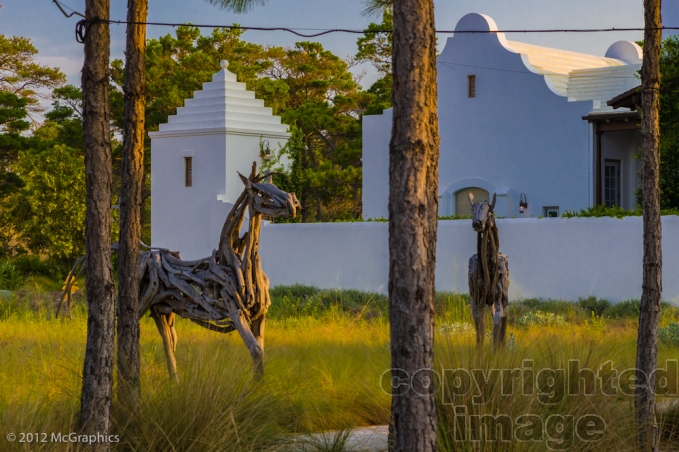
238 168 301 220
469 192 496 232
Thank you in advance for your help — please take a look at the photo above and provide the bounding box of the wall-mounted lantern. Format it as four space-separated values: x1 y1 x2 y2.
519 193 528 213
263 140 271 161
262 140 272 183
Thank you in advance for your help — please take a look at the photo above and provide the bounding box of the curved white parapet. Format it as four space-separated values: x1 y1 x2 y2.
443 13 642 102
605 41 643 64
454 12 497 33
454 13 512 50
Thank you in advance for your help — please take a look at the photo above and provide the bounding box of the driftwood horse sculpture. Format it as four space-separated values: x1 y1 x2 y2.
468 192 510 350
58 162 300 380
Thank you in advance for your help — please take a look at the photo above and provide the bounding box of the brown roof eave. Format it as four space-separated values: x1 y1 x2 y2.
606 86 642 111
582 111 641 123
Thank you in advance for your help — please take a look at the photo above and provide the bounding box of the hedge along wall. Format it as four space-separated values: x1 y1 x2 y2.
259 216 679 303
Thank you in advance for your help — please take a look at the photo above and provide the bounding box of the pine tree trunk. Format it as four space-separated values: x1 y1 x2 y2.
636 1 663 451
117 0 148 406
80 0 115 447
388 0 439 450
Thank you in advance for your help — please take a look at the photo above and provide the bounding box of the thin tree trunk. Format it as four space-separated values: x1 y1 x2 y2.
117 0 148 406
80 0 115 447
636 1 663 451
388 0 439 450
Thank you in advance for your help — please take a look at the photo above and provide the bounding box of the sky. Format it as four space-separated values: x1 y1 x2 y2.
0 0 651 89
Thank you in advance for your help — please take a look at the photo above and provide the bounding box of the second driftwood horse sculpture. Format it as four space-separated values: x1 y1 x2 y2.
59 162 300 380
468 192 510 350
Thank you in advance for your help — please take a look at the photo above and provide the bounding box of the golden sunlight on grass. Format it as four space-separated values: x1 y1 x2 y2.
1 288 679 451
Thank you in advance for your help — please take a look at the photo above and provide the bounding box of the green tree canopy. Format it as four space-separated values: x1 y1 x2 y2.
0 35 66 117
0 91 30 198
356 9 393 116
3 144 86 261
659 35 679 210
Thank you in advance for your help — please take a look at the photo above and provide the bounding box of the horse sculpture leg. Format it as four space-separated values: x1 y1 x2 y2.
474 301 486 350
251 316 265 350
469 255 485 352
491 282 503 349
492 254 510 349
499 317 508 343
492 318 502 348
222 291 264 378
151 308 179 382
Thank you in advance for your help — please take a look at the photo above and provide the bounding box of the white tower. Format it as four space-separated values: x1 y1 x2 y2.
150 61 290 259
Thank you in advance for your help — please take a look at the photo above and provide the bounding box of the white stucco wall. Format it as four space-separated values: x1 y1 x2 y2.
259 217 679 303
362 13 641 220
362 109 392 219
151 133 231 257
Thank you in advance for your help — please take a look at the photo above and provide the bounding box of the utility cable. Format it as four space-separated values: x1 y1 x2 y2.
53 0 679 43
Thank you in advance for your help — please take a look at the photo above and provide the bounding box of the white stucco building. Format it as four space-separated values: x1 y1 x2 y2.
362 13 645 219
150 61 289 258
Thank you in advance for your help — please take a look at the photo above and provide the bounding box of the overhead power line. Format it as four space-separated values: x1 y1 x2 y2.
53 0 679 44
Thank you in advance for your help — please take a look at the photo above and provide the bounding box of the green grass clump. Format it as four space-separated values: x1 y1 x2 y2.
606 299 642 319
0 260 24 290
659 322 679 347
438 321 475 335
577 296 611 317
268 284 388 320
516 310 567 328
562 204 679 218
0 255 73 292
12 255 56 278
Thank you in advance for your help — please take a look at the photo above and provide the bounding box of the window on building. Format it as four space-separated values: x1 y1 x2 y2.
184 156 193 187
455 187 488 216
543 206 560 218
604 160 621 207
468 75 476 98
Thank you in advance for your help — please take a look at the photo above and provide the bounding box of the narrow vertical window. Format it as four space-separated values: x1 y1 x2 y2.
184 156 193 187
468 75 476 98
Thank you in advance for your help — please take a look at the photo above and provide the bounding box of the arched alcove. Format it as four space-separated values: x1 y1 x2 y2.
455 187 489 215
441 178 496 216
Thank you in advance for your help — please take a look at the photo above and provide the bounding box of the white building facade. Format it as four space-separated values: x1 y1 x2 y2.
150 61 289 259
362 13 644 219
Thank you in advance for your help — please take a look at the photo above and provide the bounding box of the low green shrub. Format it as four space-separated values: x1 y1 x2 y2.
578 296 611 317
435 292 471 323
659 322 679 347
562 204 679 219
437 214 473 221
268 285 388 319
0 261 24 290
606 299 641 319
438 322 475 335
516 310 567 328
517 298 571 313
12 255 52 276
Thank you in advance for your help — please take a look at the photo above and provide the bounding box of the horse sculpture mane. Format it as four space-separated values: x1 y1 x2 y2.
467 192 510 351
58 162 300 380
